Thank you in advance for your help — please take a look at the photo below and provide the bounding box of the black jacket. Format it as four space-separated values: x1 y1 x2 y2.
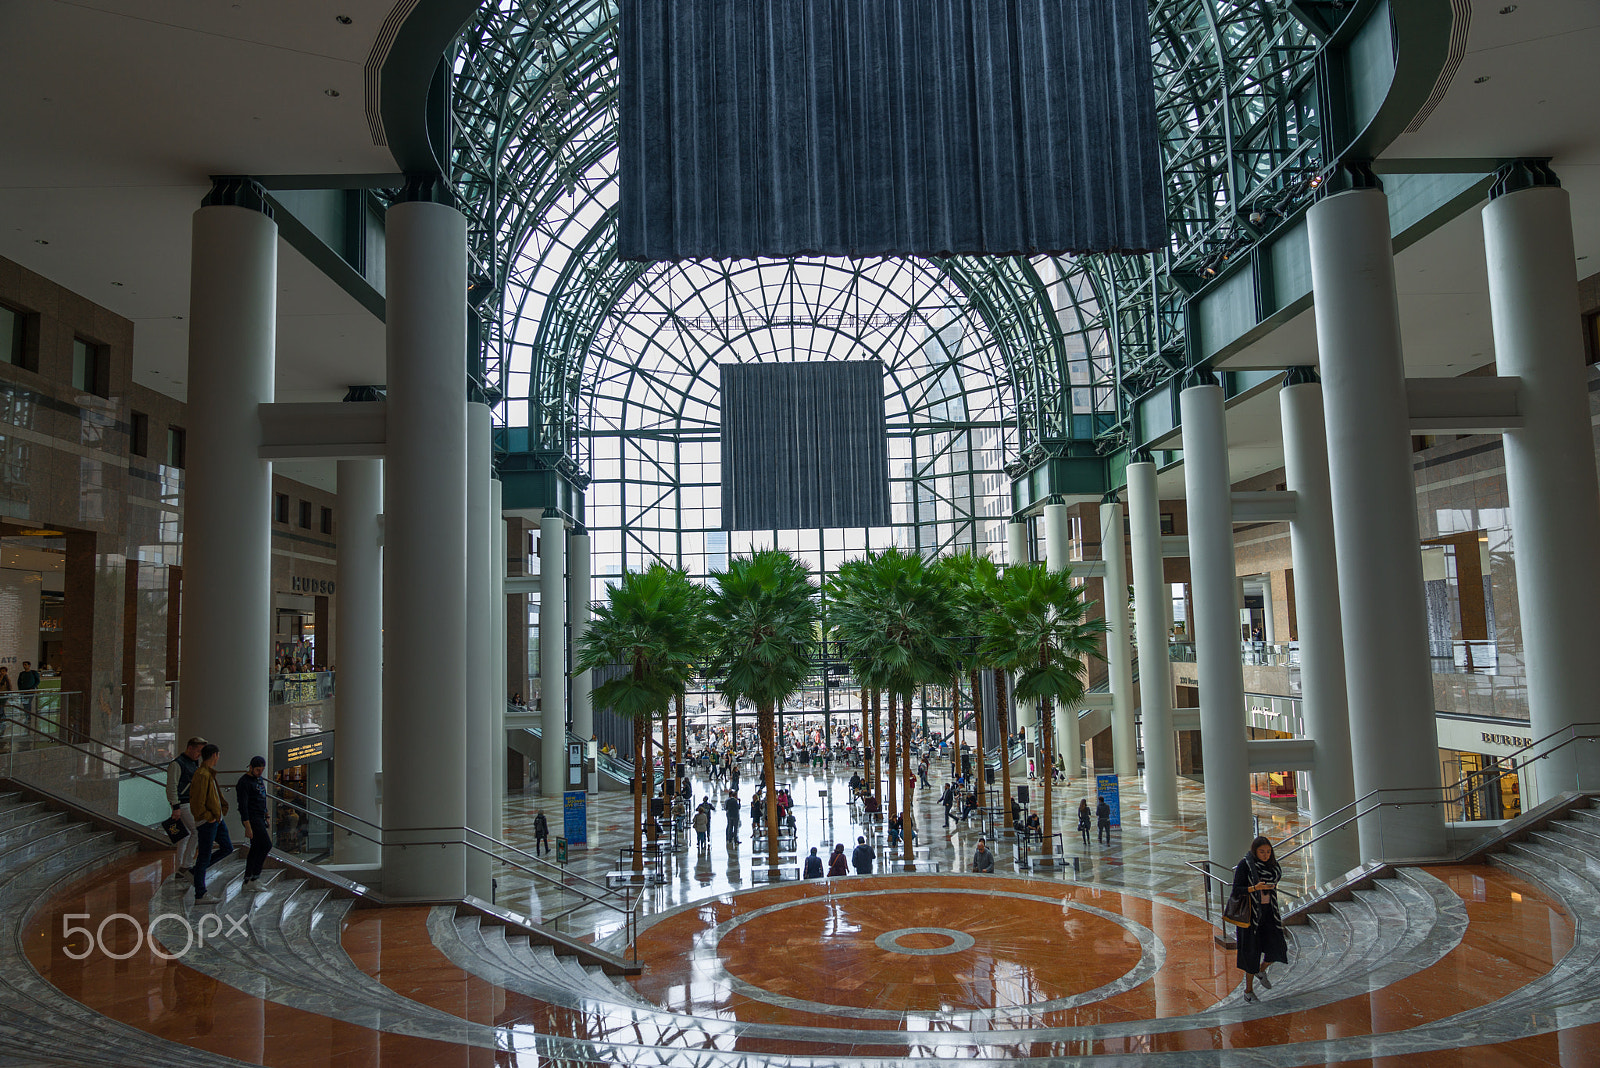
851 842 875 874
235 773 269 823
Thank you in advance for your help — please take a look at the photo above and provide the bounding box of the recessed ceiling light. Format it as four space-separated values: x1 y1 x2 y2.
111 281 124 287
33 239 47 245
325 88 341 97
336 14 353 24
1499 4 1518 13
1473 76 1491 84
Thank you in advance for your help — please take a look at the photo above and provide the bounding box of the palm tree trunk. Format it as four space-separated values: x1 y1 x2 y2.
992 667 1008 827
902 690 914 867
759 703 780 876
676 691 686 779
1040 698 1054 849
643 709 654 803
871 689 882 806
951 676 961 780
887 691 898 819
632 715 646 874
859 686 868 776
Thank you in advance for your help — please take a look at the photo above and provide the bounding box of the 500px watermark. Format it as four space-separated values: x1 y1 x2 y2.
61 912 249 960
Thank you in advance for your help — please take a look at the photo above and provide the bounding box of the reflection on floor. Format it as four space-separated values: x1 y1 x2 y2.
10 759 1600 1065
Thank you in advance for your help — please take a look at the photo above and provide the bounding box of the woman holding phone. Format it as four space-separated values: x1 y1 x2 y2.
1232 835 1288 1002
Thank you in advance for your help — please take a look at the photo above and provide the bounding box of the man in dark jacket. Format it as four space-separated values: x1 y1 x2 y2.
973 837 995 873
724 790 741 844
236 756 272 891
851 835 875 875
939 782 954 827
802 846 824 879
533 810 550 855
1096 795 1113 845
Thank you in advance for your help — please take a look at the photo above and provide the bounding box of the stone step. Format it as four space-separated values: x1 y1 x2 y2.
0 798 49 831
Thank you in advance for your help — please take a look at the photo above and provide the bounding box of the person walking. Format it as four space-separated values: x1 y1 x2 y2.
692 801 710 849
1233 836 1288 1002
1096 794 1113 846
802 846 824 879
188 743 233 904
1077 799 1092 848
166 736 206 875
939 781 954 828
533 809 550 855
235 756 272 891
851 835 875 875
724 789 741 844
827 843 848 877
15 661 39 717
972 836 995 873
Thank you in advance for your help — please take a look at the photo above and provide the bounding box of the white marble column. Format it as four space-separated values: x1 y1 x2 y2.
568 529 593 746
1101 501 1137 779
492 479 507 840
539 513 568 798
1128 461 1178 819
1485 175 1600 799
464 402 495 896
382 194 469 899
1180 375 1253 869
179 186 275 790
1309 185 1444 859
1280 371 1358 880
1006 519 1029 567
1043 503 1080 778
333 457 382 865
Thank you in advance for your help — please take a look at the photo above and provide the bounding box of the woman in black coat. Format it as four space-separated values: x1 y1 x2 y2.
1233 835 1288 1001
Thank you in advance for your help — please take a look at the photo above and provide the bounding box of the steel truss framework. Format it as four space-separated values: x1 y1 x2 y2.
449 0 1324 577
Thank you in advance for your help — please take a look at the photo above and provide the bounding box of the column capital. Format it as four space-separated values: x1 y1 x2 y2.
200 176 275 218
1180 366 1219 391
1100 489 1121 505
1489 158 1559 200
395 172 457 207
1282 365 1320 387
1128 448 1155 466
1314 160 1381 199
342 385 386 402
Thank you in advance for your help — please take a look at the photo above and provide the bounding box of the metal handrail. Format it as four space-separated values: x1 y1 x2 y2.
1 712 166 788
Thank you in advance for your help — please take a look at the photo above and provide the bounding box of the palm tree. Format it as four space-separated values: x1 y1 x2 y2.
828 556 890 808
829 548 956 867
705 549 819 877
981 563 1107 850
933 551 1004 815
574 564 708 874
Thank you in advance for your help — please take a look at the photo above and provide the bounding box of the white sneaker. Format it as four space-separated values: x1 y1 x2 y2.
194 892 219 905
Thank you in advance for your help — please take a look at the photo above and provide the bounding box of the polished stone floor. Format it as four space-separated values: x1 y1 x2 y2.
11 757 1600 1066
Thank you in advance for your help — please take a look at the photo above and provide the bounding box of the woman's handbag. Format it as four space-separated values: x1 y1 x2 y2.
1223 891 1253 927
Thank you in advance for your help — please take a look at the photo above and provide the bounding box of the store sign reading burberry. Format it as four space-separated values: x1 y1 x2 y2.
290 576 335 595
1482 732 1531 749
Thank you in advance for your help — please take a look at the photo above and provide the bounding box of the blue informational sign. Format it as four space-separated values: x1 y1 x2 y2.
1096 774 1122 828
563 790 588 846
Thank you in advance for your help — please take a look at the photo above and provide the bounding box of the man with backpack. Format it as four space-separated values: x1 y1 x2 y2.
165 736 205 875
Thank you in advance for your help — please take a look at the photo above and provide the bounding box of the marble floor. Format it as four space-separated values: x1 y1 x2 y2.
9 758 1600 1066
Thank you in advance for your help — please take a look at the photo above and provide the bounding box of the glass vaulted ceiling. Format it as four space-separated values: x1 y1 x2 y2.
449 0 1319 581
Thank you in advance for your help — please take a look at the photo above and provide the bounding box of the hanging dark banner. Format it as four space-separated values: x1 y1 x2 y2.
617 0 1166 262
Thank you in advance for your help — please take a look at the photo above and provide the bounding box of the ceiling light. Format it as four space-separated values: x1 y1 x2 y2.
33 239 48 245
111 281 123 287
336 14 353 24
325 88 341 97
1499 4 1517 12
1474 76 1490 84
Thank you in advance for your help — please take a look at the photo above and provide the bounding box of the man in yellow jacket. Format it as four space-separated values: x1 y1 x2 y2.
188 743 234 903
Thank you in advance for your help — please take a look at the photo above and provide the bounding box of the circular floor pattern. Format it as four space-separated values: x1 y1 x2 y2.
873 927 977 955
698 883 1161 1020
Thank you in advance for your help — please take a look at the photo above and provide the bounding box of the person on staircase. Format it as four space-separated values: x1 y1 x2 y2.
188 743 233 904
235 755 272 891
166 736 206 876
1234 836 1288 1002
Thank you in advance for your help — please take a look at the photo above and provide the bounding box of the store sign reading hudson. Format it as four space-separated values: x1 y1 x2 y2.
290 576 335 595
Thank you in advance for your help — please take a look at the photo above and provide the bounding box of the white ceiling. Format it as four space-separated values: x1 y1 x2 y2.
0 0 399 404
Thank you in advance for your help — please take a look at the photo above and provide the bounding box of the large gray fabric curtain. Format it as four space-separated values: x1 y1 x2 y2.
720 361 890 531
618 0 1165 261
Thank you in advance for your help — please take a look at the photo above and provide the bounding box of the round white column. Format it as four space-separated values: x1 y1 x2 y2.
491 478 507 840
1309 186 1444 860
382 197 469 900
539 513 568 798
1180 377 1253 868
180 196 275 793
1485 179 1600 799
1128 461 1178 819
464 402 494 896
568 530 593 747
1044 504 1080 778
1006 520 1029 567
1101 501 1137 778
333 458 382 865
1280 373 1358 880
